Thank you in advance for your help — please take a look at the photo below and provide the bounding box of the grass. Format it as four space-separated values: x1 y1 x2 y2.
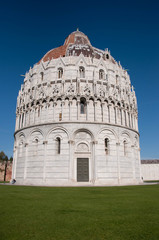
0 181 9 183
0 185 159 240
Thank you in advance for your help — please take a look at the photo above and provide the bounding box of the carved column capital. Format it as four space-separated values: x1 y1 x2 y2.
68 140 75 145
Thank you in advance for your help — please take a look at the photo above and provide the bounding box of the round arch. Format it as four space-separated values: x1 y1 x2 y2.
72 128 95 141
29 128 44 138
46 126 70 141
120 130 132 142
97 127 118 142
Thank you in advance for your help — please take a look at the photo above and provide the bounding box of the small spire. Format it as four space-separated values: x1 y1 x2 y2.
76 28 79 31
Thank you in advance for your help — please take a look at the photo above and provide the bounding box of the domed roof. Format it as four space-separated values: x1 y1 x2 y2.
38 30 112 63
64 30 91 46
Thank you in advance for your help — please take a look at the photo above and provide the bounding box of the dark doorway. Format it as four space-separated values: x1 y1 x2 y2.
77 158 89 182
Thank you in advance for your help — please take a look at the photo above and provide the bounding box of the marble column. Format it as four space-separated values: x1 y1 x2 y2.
94 101 97 121
131 113 133 129
115 106 117 124
136 116 139 131
12 146 18 180
16 115 19 130
108 104 111 123
131 145 136 182
33 107 36 124
43 141 48 182
69 100 72 121
24 143 28 180
23 112 26 127
91 140 98 184
86 100 89 121
68 140 75 182
53 103 55 121
61 100 64 121
77 100 80 120
121 108 123 125
46 103 49 122
20 113 23 128
116 142 121 184
101 102 104 122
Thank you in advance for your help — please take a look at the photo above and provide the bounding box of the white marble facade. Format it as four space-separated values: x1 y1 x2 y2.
141 160 159 181
12 30 142 185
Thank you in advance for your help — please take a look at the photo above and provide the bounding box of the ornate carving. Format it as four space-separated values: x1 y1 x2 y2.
113 88 118 99
52 85 59 97
68 140 75 145
38 86 46 99
91 140 98 144
83 84 91 96
77 143 89 152
67 83 75 95
29 89 35 101
98 86 105 98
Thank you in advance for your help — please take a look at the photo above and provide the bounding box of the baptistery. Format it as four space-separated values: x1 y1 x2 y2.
12 30 141 185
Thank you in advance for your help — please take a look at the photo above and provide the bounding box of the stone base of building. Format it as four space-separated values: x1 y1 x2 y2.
13 178 142 187
12 122 141 187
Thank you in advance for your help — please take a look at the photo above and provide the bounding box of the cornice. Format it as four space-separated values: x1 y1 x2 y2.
14 121 140 137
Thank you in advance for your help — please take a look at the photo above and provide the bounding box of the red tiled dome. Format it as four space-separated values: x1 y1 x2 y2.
39 30 91 63
38 30 111 63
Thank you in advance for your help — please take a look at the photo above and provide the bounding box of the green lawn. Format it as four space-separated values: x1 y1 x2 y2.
0 185 159 240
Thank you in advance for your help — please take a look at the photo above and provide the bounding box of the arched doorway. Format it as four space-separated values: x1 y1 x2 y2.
72 130 94 183
76 143 90 182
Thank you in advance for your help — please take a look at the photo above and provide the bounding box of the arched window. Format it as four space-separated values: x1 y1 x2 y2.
33 138 39 156
99 69 105 80
59 113 62 121
56 137 61 154
58 68 63 79
40 72 44 81
80 98 86 114
105 138 109 155
106 54 109 59
79 66 85 78
123 140 127 156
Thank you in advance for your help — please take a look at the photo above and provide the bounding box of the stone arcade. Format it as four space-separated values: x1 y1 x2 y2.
12 30 142 185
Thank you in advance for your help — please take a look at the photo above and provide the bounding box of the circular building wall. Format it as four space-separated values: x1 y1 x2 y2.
12 30 141 186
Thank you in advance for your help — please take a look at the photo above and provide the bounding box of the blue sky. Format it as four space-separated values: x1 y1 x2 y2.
0 0 159 159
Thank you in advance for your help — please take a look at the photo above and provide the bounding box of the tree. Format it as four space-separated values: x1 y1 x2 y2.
0 151 6 162
0 151 12 181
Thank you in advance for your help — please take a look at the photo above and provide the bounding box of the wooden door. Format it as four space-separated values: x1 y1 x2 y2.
77 158 89 182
